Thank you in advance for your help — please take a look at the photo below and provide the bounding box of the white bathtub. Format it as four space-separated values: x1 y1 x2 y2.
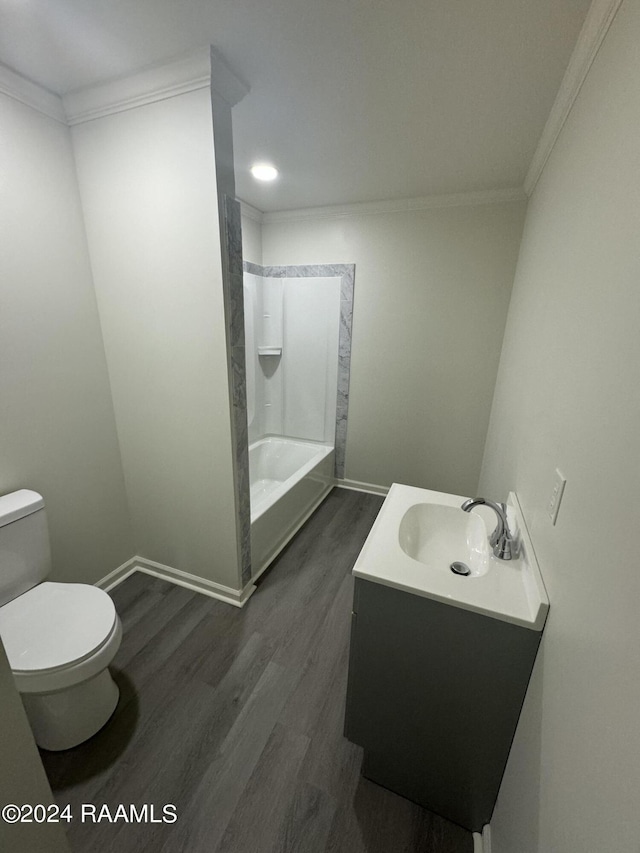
250 437 335 577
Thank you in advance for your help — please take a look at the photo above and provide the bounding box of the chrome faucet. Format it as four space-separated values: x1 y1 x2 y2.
461 498 516 560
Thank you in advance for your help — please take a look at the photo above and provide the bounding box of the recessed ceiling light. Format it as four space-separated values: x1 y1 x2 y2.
250 162 278 182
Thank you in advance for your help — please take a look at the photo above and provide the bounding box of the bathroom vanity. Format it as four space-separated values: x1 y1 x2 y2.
344 484 548 833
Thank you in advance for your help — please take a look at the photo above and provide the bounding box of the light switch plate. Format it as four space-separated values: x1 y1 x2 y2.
547 469 567 525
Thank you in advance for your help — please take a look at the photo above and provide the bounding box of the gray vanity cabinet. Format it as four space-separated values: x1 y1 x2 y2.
344 577 542 832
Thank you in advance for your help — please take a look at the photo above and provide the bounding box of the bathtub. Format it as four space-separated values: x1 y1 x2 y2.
250 437 335 577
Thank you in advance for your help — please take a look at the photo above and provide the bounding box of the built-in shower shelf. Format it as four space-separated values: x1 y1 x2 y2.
258 346 282 356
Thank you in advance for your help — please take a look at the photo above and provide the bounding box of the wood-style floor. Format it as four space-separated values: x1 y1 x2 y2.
41 489 473 853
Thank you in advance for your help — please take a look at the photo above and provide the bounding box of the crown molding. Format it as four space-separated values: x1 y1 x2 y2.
63 46 248 126
0 62 66 123
524 0 624 196
258 187 526 224
63 49 210 125
208 46 249 107
239 200 265 223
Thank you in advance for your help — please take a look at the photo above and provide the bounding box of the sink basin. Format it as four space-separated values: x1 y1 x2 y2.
353 484 549 630
399 503 490 576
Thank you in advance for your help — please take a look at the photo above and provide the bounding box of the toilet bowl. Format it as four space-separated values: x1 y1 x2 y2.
0 490 122 751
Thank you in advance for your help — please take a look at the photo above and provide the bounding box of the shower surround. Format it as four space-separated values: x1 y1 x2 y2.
224 192 355 587
244 260 355 478
243 260 355 579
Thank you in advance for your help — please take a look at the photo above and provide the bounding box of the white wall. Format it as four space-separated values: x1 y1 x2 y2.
0 89 133 585
262 202 526 494
241 212 263 265
479 2 640 850
71 88 242 590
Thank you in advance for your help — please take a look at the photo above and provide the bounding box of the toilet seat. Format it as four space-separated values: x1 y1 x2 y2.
0 582 121 694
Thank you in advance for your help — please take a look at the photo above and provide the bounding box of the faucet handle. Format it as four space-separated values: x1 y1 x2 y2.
494 533 514 560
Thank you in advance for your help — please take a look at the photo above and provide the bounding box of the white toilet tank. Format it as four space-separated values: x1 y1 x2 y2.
0 490 52 608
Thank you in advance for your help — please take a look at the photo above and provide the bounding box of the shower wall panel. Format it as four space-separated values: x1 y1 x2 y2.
282 277 340 443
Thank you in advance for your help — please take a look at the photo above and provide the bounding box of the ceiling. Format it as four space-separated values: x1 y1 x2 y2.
0 0 592 212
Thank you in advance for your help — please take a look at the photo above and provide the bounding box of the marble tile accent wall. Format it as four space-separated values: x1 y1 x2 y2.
242 261 356 480
223 197 252 587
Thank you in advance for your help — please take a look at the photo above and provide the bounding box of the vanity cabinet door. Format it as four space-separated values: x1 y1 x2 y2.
344 577 541 832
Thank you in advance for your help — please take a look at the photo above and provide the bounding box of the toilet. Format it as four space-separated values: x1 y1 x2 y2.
0 489 122 751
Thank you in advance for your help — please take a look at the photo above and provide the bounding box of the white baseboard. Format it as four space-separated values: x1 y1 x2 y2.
96 556 256 608
95 557 139 591
335 477 389 497
473 825 491 853
250 484 333 584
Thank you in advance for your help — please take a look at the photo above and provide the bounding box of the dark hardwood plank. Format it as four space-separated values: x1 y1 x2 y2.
270 781 336 853
114 583 196 667
156 660 300 853
163 602 260 689
279 572 354 736
113 589 215 707
62 675 218 852
116 588 164 635
215 723 310 853
297 621 364 802
114 634 272 853
107 571 171 611
265 493 383 670
324 775 448 853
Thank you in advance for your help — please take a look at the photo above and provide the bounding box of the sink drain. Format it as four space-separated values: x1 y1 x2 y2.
450 561 471 576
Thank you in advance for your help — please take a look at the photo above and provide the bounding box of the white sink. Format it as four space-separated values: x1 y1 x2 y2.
353 484 549 630
399 502 491 577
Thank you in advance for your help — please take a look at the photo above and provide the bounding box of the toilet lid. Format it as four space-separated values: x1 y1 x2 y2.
0 582 117 672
